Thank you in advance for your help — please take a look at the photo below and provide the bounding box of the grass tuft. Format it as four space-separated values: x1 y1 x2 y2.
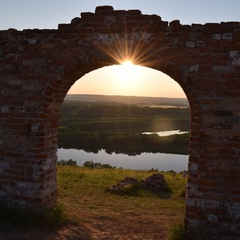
169 220 186 240
41 204 67 229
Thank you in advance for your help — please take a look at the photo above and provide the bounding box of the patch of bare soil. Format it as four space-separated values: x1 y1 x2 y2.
0 213 168 240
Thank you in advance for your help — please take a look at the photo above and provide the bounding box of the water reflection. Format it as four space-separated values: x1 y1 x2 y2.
57 148 188 172
142 130 188 137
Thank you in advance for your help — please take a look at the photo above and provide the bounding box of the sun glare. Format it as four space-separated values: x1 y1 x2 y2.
121 60 135 75
121 60 133 66
119 61 138 80
115 62 140 94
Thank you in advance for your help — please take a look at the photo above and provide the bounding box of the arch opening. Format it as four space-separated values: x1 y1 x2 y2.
55 66 187 236
67 64 187 99
59 64 190 148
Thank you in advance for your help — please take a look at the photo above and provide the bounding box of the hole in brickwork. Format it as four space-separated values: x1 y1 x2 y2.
57 64 190 237
58 65 190 168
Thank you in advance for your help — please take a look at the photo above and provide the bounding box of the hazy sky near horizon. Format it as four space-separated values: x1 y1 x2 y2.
1 1 240 98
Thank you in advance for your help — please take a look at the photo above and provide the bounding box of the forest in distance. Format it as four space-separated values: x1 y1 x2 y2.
58 94 190 155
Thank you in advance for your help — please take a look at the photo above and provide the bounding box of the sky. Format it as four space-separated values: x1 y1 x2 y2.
1 0 240 98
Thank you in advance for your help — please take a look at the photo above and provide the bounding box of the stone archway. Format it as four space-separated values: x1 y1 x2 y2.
0 6 240 238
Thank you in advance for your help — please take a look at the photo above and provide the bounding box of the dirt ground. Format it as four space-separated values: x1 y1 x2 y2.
0 213 169 240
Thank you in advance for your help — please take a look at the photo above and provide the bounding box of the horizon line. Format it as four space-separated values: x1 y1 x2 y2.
66 93 187 99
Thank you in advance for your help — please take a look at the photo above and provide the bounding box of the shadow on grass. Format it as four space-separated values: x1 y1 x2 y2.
107 184 172 199
145 186 173 199
0 203 67 232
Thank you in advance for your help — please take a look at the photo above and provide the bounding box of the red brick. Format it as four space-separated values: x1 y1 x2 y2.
1 6 240 239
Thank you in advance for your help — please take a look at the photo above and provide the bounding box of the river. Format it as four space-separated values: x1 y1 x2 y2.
57 149 188 172
57 130 189 172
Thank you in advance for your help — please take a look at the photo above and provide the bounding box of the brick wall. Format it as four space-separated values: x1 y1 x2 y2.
0 5 240 238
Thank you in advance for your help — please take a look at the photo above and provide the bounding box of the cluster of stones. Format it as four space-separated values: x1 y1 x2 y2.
109 173 167 193
140 173 167 191
109 177 139 193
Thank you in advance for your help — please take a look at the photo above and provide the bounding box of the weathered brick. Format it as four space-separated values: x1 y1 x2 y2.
0 5 240 239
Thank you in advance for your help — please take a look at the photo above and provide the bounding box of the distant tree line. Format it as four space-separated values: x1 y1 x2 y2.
57 159 77 166
83 160 116 169
58 132 189 155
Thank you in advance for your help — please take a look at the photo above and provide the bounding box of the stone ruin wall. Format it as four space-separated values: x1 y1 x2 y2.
0 5 240 238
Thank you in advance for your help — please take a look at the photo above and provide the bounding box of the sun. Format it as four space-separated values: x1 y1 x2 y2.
121 60 135 75
106 61 141 95
120 60 138 79
121 60 133 66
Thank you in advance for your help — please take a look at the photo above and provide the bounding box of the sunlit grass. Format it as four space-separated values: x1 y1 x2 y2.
57 166 187 236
